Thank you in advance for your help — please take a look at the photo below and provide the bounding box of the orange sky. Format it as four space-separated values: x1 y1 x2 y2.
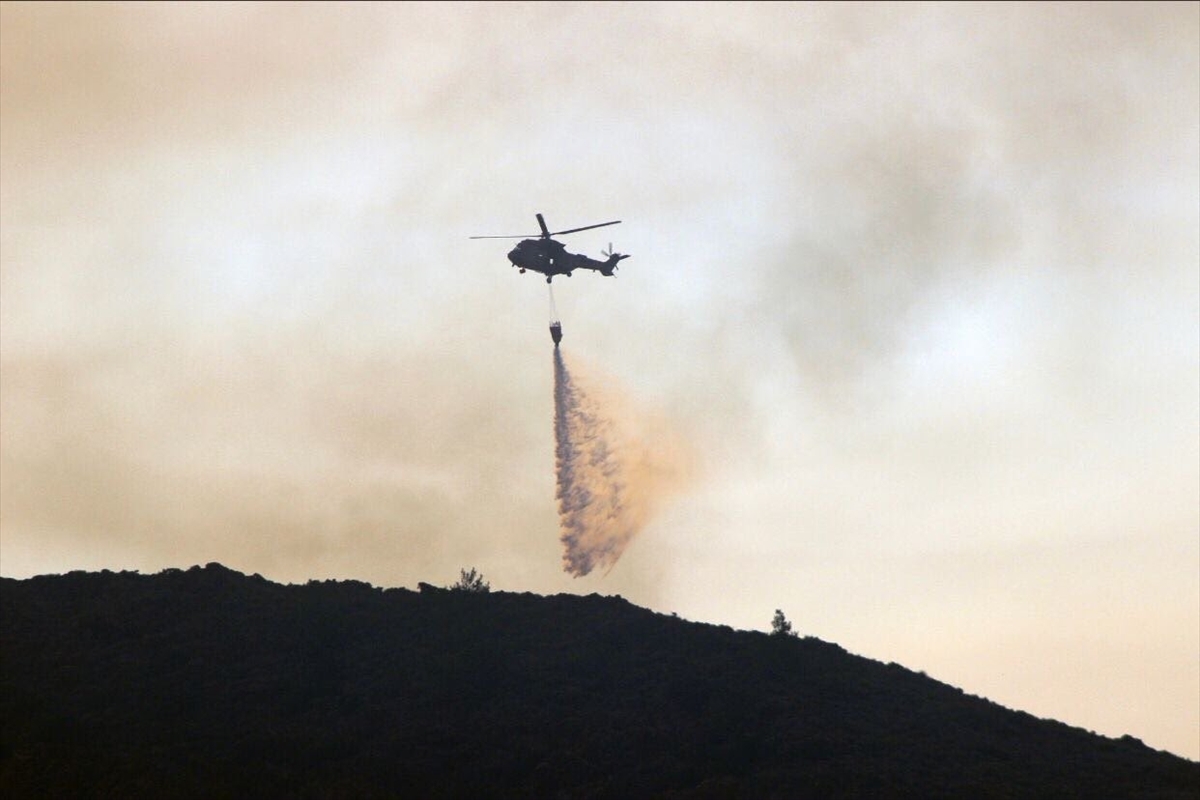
2 2 1197 759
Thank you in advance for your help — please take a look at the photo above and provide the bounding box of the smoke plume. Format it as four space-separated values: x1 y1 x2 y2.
553 348 690 577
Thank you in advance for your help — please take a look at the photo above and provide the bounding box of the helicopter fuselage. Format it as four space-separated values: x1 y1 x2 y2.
507 239 627 283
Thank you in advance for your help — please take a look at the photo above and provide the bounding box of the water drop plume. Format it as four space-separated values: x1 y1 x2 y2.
553 348 692 576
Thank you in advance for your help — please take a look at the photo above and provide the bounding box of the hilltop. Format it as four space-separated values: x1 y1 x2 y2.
2 564 1196 798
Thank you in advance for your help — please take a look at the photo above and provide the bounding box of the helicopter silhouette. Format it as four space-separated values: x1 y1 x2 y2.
470 213 630 283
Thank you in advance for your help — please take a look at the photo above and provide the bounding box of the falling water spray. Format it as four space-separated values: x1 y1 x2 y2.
552 347 693 577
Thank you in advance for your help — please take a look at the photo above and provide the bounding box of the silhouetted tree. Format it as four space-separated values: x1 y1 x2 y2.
770 609 796 637
451 567 490 593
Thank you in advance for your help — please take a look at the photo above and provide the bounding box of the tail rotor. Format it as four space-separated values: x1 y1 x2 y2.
601 242 625 271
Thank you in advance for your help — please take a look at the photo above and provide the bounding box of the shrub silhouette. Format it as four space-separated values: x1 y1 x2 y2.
450 567 490 593
771 608 797 637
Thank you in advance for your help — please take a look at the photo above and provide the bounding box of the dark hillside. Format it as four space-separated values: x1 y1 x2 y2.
2 564 1196 798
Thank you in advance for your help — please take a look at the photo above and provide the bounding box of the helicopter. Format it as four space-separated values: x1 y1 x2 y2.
470 213 630 283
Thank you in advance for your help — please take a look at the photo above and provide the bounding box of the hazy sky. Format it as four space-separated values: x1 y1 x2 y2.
2 1 1197 759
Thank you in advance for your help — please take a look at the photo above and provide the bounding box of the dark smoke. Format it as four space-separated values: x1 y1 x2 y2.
553 348 690 577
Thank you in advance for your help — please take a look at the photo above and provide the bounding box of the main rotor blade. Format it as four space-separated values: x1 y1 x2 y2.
550 220 621 236
468 233 538 239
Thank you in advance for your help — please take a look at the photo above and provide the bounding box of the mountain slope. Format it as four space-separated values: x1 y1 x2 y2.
2 564 1196 798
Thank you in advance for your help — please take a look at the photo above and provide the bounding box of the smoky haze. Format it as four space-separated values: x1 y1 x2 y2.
0 2 1196 759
